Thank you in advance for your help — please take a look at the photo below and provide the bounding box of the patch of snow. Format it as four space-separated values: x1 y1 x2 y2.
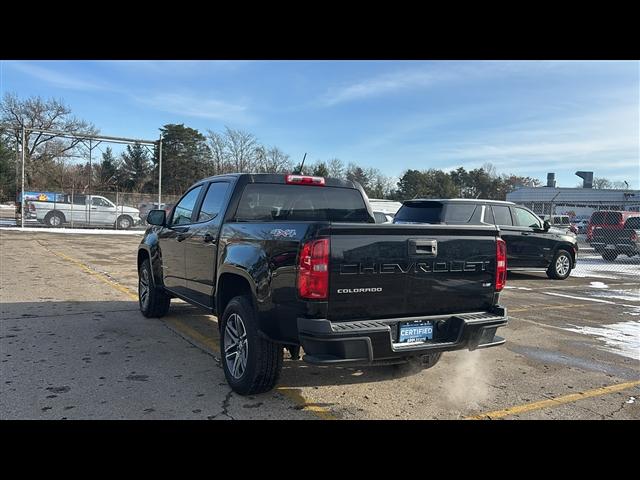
562 320 640 361
0 227 144 235
626 397 636 404
589 282 609 289
543 291 639 308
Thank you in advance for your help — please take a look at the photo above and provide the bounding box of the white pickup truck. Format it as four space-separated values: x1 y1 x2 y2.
29 194 142 229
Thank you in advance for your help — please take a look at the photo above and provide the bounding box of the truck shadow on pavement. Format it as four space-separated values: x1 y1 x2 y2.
1 300 422 397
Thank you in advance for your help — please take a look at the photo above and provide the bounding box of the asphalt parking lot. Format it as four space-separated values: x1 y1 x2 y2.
1 229 638 420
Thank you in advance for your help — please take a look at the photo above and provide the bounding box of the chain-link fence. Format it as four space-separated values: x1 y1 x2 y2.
10 188 180 230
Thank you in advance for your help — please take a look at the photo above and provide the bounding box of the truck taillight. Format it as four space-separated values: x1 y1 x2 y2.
631 232 638 241
298 238 329 299
28 203 35 211
495 238 507 292
286 175 325 186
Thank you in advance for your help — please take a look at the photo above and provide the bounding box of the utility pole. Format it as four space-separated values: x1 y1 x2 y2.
20 127 25 228
158 134 163 207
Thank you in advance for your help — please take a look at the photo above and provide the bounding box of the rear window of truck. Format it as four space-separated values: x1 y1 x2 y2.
394 201 443 224
233 184 371 222
591 212 622 225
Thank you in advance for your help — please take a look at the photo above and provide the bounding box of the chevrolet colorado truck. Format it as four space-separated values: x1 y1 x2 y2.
138 174 509 395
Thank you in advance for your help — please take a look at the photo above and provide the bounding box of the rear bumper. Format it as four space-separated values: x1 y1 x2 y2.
297 306 509 365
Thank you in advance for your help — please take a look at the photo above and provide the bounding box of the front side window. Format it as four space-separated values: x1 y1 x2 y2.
171 186 203 226
514 207 542 228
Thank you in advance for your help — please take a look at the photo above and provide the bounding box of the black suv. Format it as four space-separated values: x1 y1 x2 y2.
394 199 578 279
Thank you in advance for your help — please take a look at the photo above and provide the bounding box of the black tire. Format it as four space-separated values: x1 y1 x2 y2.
138 258 171 318
602 251 618 262
393 352 442 374
44 211 65 227
546 249 572 280
220 295 283 395
116 215 133 230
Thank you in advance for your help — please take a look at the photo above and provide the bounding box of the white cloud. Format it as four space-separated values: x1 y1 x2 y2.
8 61 114 91
134 92 252 123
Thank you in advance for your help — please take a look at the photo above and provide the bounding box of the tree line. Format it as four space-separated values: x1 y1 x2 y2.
0 93 627 203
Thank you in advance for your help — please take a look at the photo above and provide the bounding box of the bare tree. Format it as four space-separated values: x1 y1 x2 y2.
327 158 345 178
224 127 258 172
206 130 229 175
1 93 98 189
260 146 292 173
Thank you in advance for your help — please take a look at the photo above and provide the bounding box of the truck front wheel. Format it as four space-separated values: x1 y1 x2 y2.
116 215 133 230
221 295 283 395
138 258 171 317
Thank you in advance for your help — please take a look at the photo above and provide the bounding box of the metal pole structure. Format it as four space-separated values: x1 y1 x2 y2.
21 128 25 229
158 134 163 208
88 138 92 227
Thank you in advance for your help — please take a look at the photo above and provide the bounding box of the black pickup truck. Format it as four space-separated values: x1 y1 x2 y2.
137 174 509 395
591 217 640 261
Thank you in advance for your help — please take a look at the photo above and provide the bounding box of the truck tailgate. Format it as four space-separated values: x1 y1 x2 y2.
327 224 499 321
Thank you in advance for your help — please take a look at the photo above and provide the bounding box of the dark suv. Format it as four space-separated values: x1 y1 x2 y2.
394 199 578 279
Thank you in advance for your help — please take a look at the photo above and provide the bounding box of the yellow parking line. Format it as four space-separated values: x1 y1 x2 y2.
466 380 640 420
276 387 337 420
46 247 139 301
165 318 222 355
45 245 336 420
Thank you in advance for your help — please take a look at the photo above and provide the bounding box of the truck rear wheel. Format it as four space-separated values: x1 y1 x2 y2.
602 251 618 262
138 258 171 317
44 211 65 227
220 295 283 395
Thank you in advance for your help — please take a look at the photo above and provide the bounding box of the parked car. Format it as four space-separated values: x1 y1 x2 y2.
139 202 174 221
540 215 577 235
394 199 578 279
574 219 590 234
587 210 640 242
372 211 394 223
591 217 640 261
29 194 142 229
138 174 508 395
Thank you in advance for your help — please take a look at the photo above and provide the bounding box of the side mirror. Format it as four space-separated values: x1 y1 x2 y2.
543 220 551 232
146 209 166 226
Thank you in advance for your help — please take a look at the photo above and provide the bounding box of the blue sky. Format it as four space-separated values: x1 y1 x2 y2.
1 60 638 188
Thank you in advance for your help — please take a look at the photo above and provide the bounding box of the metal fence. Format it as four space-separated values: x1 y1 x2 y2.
11 189 181 230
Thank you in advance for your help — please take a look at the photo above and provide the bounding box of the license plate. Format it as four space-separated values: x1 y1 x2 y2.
605 245 616 250
399 321 433 343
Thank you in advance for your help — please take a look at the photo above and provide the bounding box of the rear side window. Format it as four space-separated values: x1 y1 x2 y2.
197 182 229 222
591 212 622 225
625 217 640 229
373 212 388 223
492 205 513 226
443 204 478 224
234 184 371 222
394 202 443 224
483 205 495 224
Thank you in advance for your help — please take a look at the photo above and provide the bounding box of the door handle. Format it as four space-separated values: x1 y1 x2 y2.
203 233 215 243
521 232 531 236
91 207 97 210
177 234 188 242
